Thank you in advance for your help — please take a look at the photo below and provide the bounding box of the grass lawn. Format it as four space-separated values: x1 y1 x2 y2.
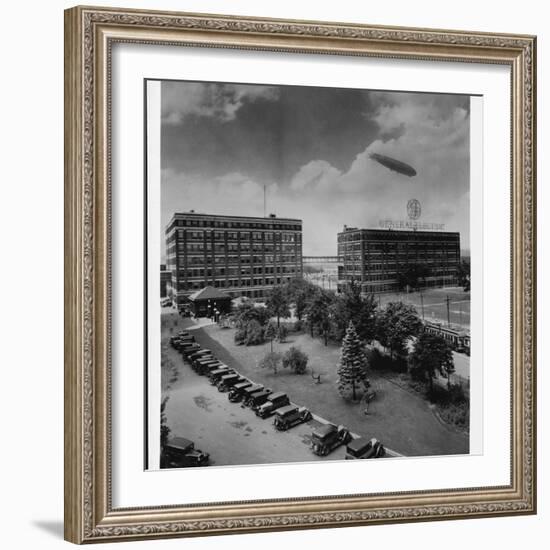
190 324 469 457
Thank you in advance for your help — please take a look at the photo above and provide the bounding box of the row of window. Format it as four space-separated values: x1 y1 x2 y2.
341 260 459 270
181 255 300 266
339 270 458 282
182 276 294 291
172 219 301 231
182 230 300 242
338 231 459 243
341 245 459 254
340 254 459 263
184 265 300 278
180 243 299 253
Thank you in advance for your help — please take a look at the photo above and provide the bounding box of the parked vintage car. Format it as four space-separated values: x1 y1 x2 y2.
345 437 385 459
216 373 242 392
187 348 210 361
188 350 213 367
171 335 193 349
273 405 312 431
181 343 201 357
255 392 290 418
178 339 199 351
209 367 235 385
311 423 352 456
174 339 194 352
169 336 181 348
244 389 273 409
191 353 214 367
239 384 266 404
163 437 209 468
195 358 222 375
228 380 253 402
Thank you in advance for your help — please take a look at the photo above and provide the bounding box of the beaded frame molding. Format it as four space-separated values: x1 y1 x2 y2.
64 5 536 544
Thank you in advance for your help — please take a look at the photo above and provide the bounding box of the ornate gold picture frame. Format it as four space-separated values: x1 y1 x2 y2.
64 5 536 544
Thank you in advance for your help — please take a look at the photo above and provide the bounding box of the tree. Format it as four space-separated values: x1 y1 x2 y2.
259 351 283 375
337 322 370 401
457 259 471 291
285 278 317 323
282 347 308 374
264 321 278 352
277 324 288 343
330 280 377 342
266 285 290 328
376 302 423 359
396 264 432 291
234 302 272 330
160 397 171 468
305 289 333 344
293 290 308 324
244 319 264 346
409 332 455 391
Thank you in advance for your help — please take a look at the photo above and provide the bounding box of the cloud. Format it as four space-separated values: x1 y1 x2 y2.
160 91 471 257
162 82 279 124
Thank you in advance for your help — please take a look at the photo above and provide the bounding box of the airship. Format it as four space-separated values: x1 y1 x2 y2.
369 153 417 177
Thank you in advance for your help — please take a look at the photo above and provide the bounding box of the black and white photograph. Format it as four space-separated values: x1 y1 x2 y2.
149 79 474 469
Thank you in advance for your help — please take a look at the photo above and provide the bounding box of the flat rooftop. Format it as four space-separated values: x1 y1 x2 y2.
169 212 302 223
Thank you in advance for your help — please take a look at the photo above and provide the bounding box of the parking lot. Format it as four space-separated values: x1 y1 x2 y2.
164 342 347 467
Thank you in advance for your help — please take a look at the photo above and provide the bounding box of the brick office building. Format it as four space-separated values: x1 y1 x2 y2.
165 212 303 306
337 226 461 294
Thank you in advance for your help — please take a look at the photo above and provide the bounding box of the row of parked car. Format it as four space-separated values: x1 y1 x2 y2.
168 331 386 464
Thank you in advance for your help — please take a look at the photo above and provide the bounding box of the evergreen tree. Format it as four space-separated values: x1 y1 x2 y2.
337 322 370 401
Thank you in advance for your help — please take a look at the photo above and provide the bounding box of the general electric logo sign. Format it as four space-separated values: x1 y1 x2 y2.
407 199 421 220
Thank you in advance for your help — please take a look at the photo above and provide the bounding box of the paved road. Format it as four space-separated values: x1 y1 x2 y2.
164 344 347 467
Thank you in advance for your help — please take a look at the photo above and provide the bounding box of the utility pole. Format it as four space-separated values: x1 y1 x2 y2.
420 291 425 320
445 295 451 326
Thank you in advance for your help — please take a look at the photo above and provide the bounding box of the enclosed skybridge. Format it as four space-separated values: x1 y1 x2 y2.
303 256 341 264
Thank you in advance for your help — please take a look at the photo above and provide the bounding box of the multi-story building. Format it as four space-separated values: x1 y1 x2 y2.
160 264 171 298
337 226 460 294
165 212 303 305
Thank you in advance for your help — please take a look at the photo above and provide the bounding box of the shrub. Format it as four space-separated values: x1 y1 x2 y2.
428 382 467 405
277 324 288 343
367 347 407 373
282 346 308 374
244 319 264 346
259 351 283 375
437 402 469 430
234 326 246 345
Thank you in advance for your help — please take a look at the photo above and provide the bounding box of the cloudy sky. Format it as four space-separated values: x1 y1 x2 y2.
160 80 470 256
